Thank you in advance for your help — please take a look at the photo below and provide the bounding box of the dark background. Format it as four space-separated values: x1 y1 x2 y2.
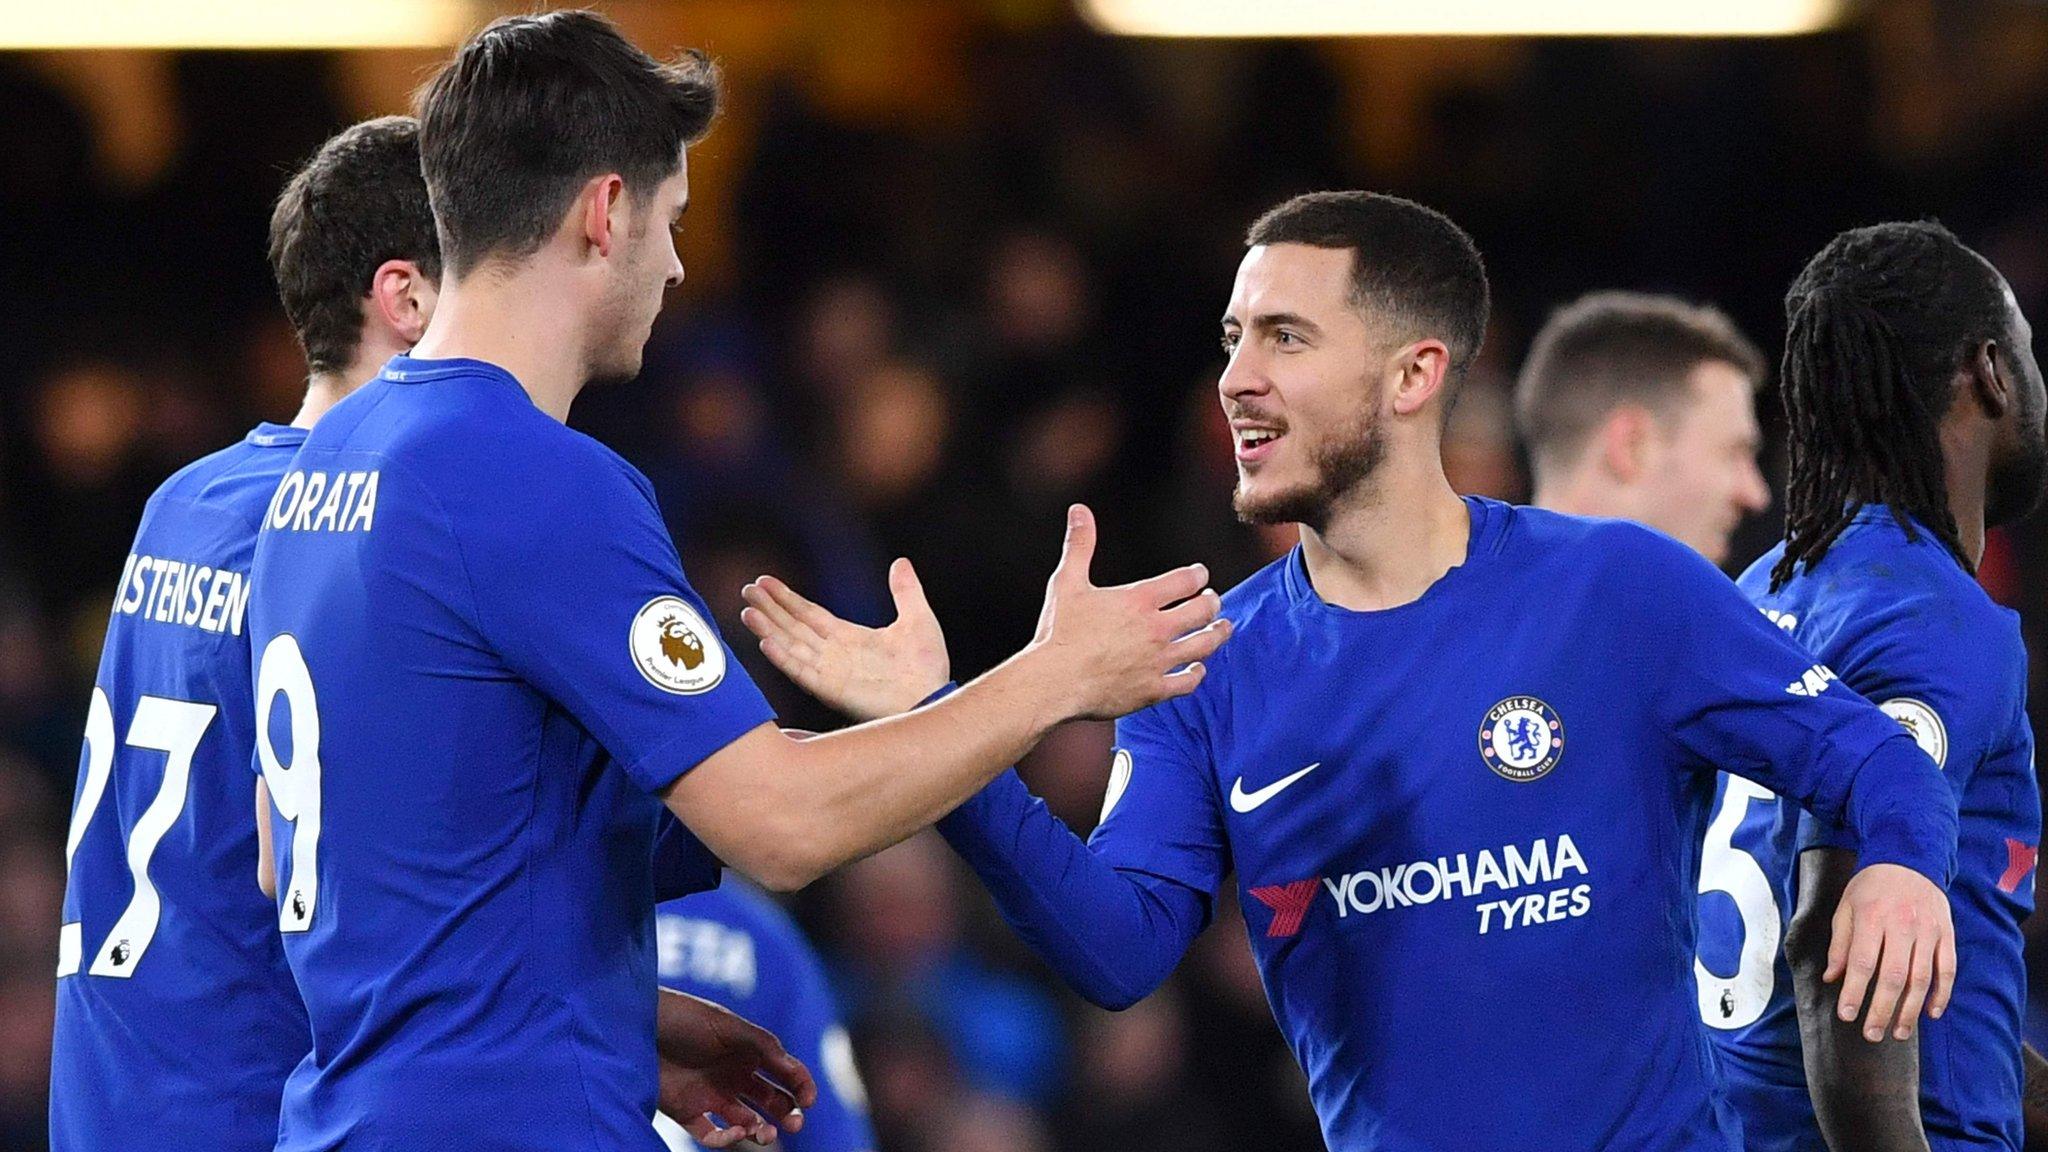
3 1 2047 1148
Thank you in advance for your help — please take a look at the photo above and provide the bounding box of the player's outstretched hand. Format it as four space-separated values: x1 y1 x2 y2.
740 557 949 722
1028 504 1231 720
1824 862 1957 1042
656 989 818 1148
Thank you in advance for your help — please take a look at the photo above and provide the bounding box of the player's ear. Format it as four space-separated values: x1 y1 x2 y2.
1599 405 1653 483
1389 339 1451 418
577 173 626 260
368 260 436 347
1968 338 2013 421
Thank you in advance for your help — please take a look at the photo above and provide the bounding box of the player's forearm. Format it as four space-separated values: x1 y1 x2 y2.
936 769 1204 1009
1834 736 1959 887
1789 847 1931 1152
2022 1043 2048 1152
673 650 1075 890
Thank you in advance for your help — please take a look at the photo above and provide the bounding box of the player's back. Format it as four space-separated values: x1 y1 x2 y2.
1703 507 2038 1152
51 424 312 1152
652 877 876 1152
250 356 764 1151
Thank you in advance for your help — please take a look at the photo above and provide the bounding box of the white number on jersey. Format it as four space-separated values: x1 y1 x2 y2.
58 688 219 978
256 633 324 933
1695 776 1781 1030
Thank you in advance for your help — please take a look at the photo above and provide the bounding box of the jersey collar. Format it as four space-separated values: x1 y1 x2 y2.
245 422 308 450
1281 495 1503 617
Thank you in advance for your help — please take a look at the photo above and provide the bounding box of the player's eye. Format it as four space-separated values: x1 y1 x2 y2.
1275 329 1302 347
1220 332 1240 356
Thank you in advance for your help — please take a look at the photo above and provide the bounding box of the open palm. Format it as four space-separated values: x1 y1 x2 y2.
740 558 950 721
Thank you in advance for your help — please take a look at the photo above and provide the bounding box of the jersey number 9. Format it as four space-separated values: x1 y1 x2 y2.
256 634 324 933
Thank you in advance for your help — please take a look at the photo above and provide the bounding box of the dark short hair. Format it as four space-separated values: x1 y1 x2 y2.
1515 290 1764 471
1773 220 2009 587
267 115 441 377
415 9 719 277
1245 191 1491 386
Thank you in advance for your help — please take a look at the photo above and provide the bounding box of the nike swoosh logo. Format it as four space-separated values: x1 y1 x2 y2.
1229 763 1321 814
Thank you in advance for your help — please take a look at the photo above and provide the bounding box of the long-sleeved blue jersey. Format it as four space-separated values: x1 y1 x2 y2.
1700 508 2038 1151
940 498 1957 1151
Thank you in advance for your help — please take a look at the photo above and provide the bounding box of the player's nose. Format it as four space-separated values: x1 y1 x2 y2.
1735 460 1771 513
1219 349 1268 402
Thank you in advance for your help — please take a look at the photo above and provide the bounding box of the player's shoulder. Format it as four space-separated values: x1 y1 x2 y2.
1498 503 1717 589
145 424 307 533
322 358 659 528
446 389 655 510
1734 542 1785 601
1786 510 2018 657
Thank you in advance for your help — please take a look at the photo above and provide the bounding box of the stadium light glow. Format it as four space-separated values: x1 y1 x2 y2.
0 0 477 49
1078 0 1848 37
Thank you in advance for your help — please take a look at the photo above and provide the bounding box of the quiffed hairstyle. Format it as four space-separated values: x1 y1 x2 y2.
267 115 441 377
415 9 720 276
1246 191 1491 393
1772 220 2009 588
1515 290 1764 474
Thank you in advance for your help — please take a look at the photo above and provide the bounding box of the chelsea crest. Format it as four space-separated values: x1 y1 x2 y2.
1480 696 1564 782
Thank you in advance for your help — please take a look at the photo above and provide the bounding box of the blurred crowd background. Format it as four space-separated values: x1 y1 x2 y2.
5 1 2048 1149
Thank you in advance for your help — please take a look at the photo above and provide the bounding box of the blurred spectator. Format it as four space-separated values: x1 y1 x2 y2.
0 974 52 1152
18 359 159 624
1054 991 1228 1152
834 361 953 523
825 834 1070 1111
1015 719 1115 836
1443 378 1528 502
799 275 901 411
855 1008 961 1152
919 1092 1055 1152
0 835 61 975
1180 896 1324 1149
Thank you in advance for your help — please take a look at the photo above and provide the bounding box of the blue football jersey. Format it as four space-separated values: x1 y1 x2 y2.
247 355 772 1151
1080 499 1954 1151
51 424 312 1152
652 876 876 1152
1700 507 2039 1152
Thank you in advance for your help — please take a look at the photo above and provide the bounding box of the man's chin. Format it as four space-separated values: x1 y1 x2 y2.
585 353 646 390
1233 481 1326 529
1987 437 2048 527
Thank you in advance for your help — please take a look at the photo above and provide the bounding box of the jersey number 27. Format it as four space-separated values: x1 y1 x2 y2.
59 690 217 978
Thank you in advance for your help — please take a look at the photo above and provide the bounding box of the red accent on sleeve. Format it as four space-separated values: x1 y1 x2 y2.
1998 839 2037 894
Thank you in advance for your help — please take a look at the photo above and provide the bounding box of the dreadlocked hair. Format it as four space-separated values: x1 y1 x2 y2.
1772 220 2007 590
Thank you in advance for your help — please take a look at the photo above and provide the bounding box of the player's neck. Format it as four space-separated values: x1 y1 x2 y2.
294 341 400 430
1529 462 1623 522
293 376 349 430
409 271 587 423
1939 422 1990 567
1298 460 1471 612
